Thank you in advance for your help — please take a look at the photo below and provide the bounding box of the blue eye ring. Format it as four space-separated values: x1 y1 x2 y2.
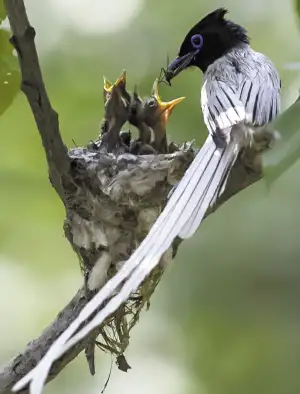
191 34 203 50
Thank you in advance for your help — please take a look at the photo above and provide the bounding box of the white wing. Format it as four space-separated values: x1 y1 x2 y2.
202 47 281 135
201 79 246 134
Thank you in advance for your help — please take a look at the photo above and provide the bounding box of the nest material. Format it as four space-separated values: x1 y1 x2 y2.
64 147 194 364
62 72 195 369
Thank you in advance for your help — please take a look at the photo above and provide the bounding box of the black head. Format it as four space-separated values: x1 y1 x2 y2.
164 8 249 82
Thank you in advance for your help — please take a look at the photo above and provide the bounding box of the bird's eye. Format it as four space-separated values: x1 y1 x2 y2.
147 98 156 107
191 34 203 50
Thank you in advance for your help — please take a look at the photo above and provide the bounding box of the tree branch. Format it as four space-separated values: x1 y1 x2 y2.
4 0 70 201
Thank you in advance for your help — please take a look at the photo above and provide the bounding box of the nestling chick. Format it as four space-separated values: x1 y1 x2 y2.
99 70 132 152
143 79 185 153
101 85 130 152
127 86 157 154
129 86 152 145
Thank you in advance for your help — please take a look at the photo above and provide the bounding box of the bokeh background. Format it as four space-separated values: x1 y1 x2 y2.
1 0 300 393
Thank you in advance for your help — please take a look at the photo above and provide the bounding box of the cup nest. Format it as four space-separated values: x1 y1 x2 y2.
63 70 194 371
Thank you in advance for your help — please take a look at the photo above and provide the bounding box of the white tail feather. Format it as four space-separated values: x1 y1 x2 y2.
179 139 239 238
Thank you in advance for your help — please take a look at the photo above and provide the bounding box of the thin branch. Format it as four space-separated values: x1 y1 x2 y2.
4 0 70 201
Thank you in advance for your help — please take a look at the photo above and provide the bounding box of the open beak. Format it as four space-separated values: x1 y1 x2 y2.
114 70 126 89
103 70 127 102
152 79 185 123
103 76 112 91
103 70 127 94
165 50 199 84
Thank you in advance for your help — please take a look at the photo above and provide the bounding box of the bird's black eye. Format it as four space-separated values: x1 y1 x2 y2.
147 98 156 107
191 34 203 50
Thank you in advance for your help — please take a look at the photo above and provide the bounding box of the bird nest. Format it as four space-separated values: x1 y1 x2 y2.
63 70 194 372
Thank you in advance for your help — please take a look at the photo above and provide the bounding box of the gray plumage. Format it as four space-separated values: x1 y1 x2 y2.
203 45 280 132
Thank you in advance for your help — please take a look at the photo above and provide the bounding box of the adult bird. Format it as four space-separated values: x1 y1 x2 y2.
14 9 281 394
160 7 281 237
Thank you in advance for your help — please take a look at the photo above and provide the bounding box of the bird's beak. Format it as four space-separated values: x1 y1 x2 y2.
103 76 113 92
115 70 127 89
152 79 185 123
165 50 199 83
103 70 127 103
103 70 127 94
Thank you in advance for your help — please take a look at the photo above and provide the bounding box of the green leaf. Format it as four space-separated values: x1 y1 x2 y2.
0 28 20 116
263 98 300 185
0 0 6 23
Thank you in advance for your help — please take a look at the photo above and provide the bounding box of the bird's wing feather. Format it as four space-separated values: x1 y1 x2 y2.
203 49 281 135
238 62 281 125
201 79 246 136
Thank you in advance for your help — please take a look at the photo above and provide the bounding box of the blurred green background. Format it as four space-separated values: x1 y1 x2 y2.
1 0 300 393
